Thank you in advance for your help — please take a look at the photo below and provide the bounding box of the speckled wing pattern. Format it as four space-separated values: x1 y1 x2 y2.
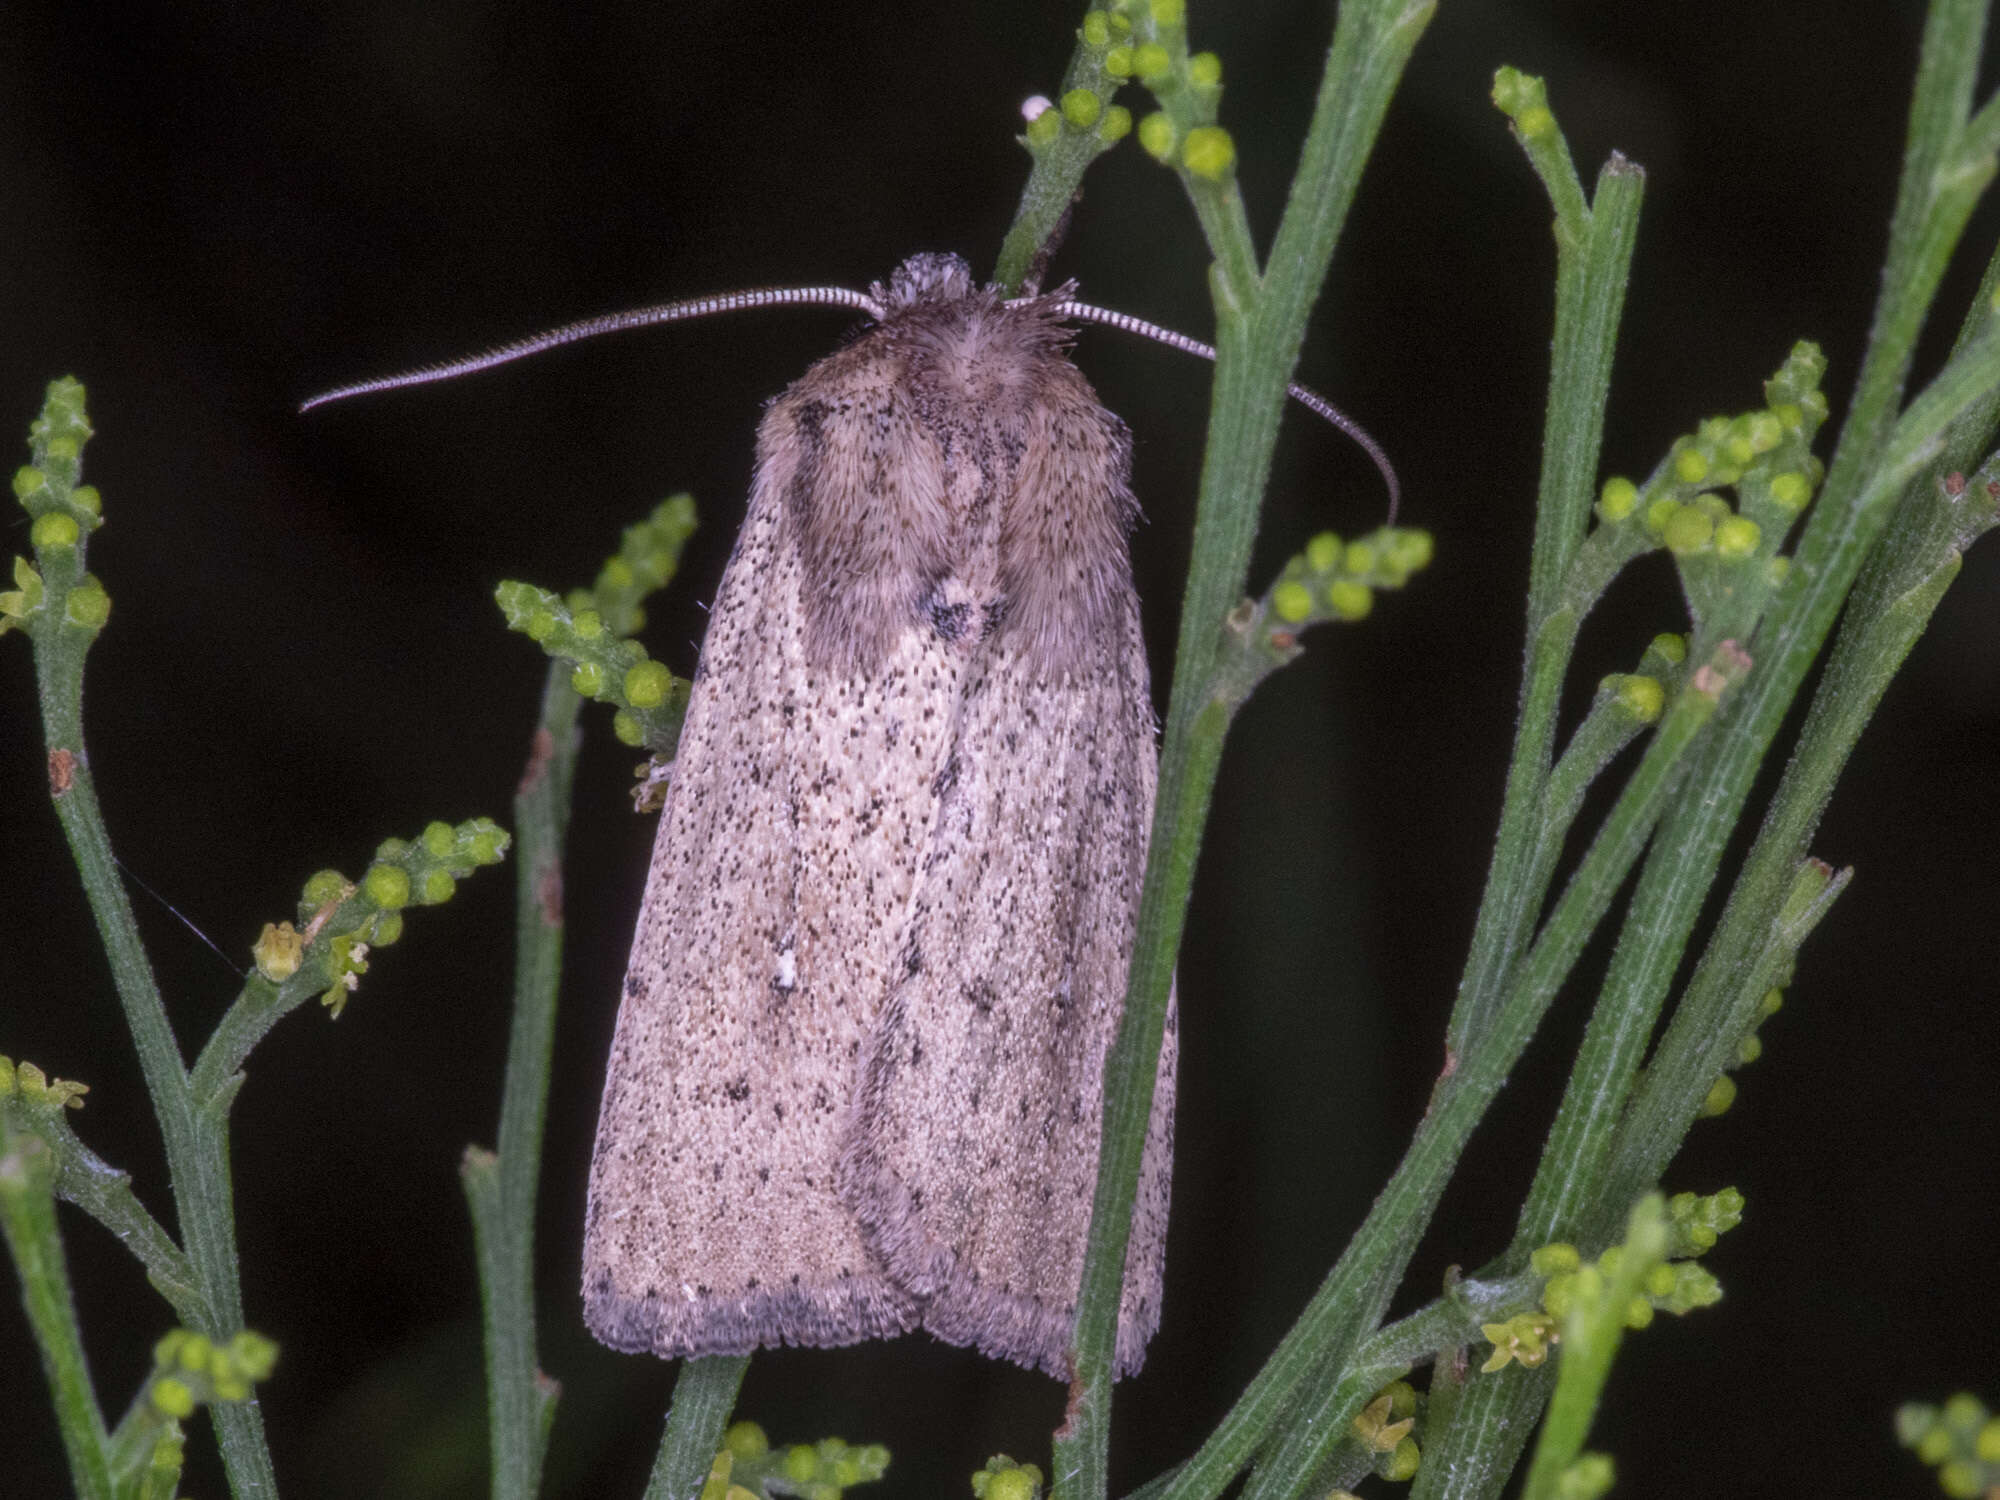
582 254 1172 1375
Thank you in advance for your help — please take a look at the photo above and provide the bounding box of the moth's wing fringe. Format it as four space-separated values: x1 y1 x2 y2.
582 1271 917 1358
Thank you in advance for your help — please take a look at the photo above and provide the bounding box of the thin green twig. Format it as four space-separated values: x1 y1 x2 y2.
1053 6 1430 1499
1 1124 115 1500
466 667 582 1500
645 1356 751 1500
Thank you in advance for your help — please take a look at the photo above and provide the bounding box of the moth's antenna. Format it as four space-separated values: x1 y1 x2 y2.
113 855 248 981
301 285 887 412
1053 299 1402 522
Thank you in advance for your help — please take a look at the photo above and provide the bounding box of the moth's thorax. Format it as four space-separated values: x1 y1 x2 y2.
757 256 1140 680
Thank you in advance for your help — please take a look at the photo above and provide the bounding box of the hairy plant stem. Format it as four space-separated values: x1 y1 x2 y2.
645 1355 751 1500
1 1126 115 1500
464 667 582 1500
31 583 279 1500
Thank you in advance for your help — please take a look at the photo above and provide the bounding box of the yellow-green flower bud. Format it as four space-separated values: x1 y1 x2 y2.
1767 471 1811 512
1133 43 1171 81
1389 530 1433 571
65 579 111 628
302 870 349 907
1673 447 1709 484
151 1376 196 1418
1081 11 1111 45
419 868 457 905
1940 1459 1984 1498
1383 1437 1420 1482
1613 674 1665 724
785 1446 818 1484
1062 88 1102 129
571 660 605 697
1188 51 1221 86
13 467 46 500
1531 1242 1581 1276
1271 580 1312 624
1137 111 1176 160
1326 578 1372 620
464 821 508 863
422 821 456 856
724 1421 769 1460
613 709 644 746
1149 0 1184 24
1714 516 1761 560
370 909 404 946
626 659 672 708
1699 1074 1736 1117
1103 44 1135 77
1596 476 1638 523
1918 1425 1956 1464
1944 1393 1985 1429
1661 506 1713 555
986 1470 1037 1500
363 863 411 910
1974 1416 2000 1462
1099 105 1132 143
31 512 79 549
1304 531 1342 573
1182 126 1236 180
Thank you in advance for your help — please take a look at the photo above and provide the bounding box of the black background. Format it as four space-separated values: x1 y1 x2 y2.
4 2 1998 1497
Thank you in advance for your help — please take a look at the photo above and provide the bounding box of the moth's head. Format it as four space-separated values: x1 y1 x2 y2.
875 253 977 313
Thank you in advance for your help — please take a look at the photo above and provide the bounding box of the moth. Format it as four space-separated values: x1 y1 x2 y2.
305 251 1391 1380
586 253 1170 1378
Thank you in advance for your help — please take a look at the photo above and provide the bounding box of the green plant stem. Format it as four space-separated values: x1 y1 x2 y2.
992 46 1117 293
645 1355 750 1500
1231 665 1727 1500
1448 157 1643 1066
1 1127 115 1500
34 621 279 1500
1517 1202 1663 1500
1424 11 2000 1488
190 974 330 1109
1596 384 2000 1231
1144 665 1724 1500
1052 7 1430 1500
468 665 583 1500
1387 148 1643 1500
33 1109 206 1324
